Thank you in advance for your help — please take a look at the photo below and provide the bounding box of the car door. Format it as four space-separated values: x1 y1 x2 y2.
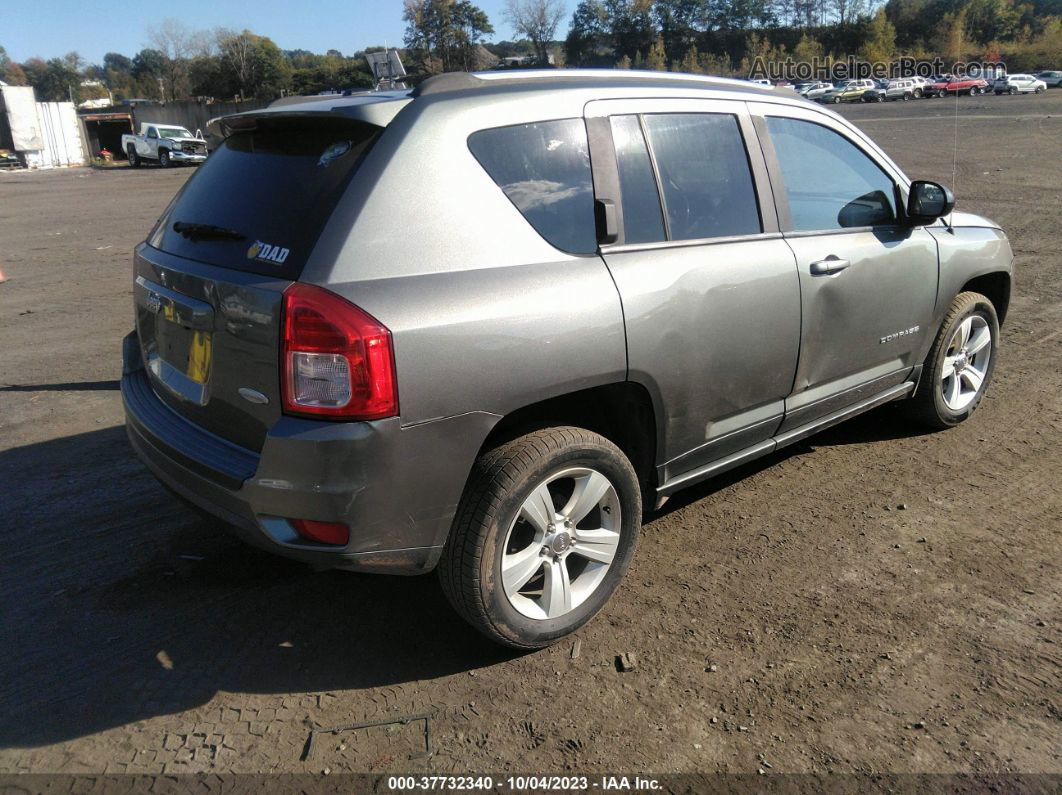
145 126 159 157
748 102 938 431
584 98 801 485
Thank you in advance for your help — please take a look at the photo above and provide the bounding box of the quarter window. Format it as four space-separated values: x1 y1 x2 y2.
468 118 596 254
641 113 762 242
766 116 898 231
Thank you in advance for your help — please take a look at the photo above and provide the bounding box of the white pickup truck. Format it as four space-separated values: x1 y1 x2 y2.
122 123 208 167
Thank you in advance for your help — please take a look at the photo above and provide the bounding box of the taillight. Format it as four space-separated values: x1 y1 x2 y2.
291 519 349 546
281 283 397 420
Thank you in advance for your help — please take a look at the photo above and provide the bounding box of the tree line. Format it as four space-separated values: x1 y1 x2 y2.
1 0 1059 105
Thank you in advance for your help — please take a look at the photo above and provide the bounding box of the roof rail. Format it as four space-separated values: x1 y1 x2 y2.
409 69 774 98
474 68 766 90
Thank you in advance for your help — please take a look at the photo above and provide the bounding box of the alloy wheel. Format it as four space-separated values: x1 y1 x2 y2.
501 467 622 620
941 315 992 411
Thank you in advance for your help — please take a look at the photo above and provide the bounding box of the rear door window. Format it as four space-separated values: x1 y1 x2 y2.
609 114 666 245
641 113 762 241
150 117 380 279
468 118 596 255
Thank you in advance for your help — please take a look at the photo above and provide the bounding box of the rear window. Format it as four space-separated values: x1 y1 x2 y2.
468 118 596 254
150 117 379 279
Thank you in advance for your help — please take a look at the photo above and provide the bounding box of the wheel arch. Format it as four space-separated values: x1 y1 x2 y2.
475 381 659 506
961 270 1011 326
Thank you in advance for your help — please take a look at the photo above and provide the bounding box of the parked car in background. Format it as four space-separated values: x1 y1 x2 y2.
121 70 1013 649
928 75 990 97
860 80 890 102
821 79 874 103
907 76 932 98
1035 70 1062 87
796 81 833 100
863 79 915 102
994 74 1048 94
122 123 208 167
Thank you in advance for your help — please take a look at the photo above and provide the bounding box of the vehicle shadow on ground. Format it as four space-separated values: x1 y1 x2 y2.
0 425 517 748
0 404 932 748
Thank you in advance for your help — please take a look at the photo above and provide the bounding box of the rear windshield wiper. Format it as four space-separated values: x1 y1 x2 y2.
172 221 246 241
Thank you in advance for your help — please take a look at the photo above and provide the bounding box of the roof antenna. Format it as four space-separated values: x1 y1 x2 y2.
948 78 960 232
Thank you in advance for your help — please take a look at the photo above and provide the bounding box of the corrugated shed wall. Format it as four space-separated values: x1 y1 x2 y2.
29 103 86 168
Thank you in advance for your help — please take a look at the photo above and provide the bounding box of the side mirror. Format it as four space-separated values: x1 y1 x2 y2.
907 180 955 224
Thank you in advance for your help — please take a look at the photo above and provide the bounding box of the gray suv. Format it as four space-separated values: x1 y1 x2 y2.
122 70 1013 648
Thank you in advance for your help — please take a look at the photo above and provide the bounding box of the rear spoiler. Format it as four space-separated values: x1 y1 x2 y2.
207 94 412 139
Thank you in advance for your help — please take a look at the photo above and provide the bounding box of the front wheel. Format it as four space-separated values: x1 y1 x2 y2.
1035 86 1045 94
905 292 999 429
1010 86 1018 95
159 149 171 167
439 427 641 649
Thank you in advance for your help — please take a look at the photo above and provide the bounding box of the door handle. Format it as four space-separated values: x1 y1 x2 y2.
809 256 851 275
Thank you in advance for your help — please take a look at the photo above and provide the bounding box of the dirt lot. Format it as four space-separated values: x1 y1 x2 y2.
0 93 1059 778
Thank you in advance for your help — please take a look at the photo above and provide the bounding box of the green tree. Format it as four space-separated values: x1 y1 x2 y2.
21 54 82 101
645 35 668 68
678 44 705 72
217 30 292 99
653 0 709 62
1 44 28 85
505 0 566 65
792 32 824 61
859 8 897 63
403 0 494 74
565 0 610 65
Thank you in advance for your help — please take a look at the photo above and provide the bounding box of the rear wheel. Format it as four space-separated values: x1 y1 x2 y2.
439 427 641 649
126 145 140 168
905 292 999 429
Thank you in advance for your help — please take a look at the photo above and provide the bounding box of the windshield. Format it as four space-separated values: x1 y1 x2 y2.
158 127 193 139
150 116 380 279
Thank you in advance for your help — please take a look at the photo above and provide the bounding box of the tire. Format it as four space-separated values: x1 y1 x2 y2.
832 96 841 104
1035 86 1044 94
1009 86 1018 95
905 292 999 430
876 94 885 102
438 427 641 649
914 88 922 98
159 149 171 168
127 145 140 168
903 93 911 101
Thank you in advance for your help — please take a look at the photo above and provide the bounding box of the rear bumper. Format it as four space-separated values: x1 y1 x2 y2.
121 332 497 574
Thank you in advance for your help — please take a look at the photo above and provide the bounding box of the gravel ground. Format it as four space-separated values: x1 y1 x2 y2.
0 92 1058 778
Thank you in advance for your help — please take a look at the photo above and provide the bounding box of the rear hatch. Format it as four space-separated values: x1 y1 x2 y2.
133 115 381 452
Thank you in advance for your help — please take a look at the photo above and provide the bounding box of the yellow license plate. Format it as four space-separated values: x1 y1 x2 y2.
186 330 212 385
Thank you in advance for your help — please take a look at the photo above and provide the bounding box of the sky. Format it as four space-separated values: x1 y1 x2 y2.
5 0 575 66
